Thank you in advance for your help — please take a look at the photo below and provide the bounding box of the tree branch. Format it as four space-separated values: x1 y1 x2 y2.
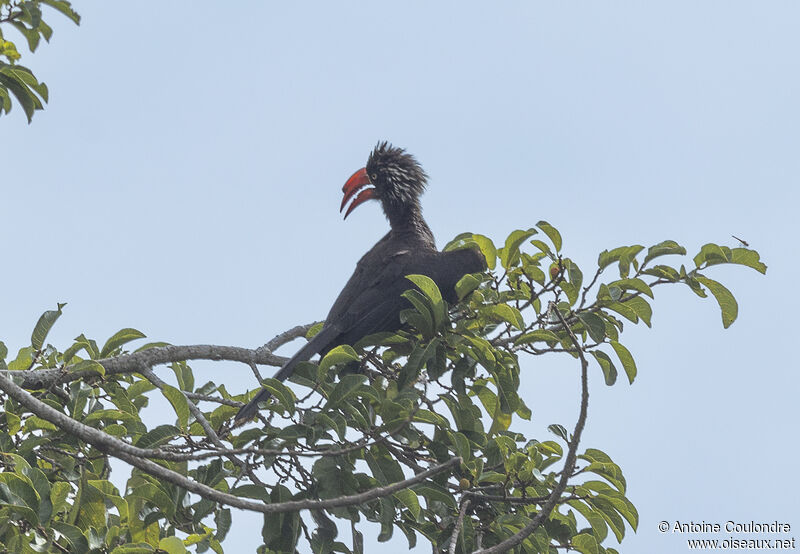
449 499 470 554
473 304 590 554
4 323 320 390
5 344 287 389
264 323 319 351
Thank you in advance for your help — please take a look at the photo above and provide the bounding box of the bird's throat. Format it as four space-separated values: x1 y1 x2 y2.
385 204 435 246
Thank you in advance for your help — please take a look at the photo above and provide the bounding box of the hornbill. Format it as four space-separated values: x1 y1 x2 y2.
234 142 485 424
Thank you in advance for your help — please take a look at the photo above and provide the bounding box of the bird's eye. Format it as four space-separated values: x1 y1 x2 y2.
370 173 378 181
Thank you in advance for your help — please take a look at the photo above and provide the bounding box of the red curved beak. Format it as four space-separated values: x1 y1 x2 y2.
340 167 376 219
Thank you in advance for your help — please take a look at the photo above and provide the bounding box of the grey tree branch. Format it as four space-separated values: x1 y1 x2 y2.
4 322 319 390
449 499 471 554
264 323 319 351
5 343 290 389
473 304 590 554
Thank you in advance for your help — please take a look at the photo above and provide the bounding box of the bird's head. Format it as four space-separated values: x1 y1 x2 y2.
340 142 428 219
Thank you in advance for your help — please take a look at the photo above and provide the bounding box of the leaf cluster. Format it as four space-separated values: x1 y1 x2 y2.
1 315 230 553
0 223 765 553
0 0 79 121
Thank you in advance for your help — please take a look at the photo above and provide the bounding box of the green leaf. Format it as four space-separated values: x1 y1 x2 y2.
500 228 537 269
695 276 738 328
393 489 421 520
23 466 52 524
100 328 146 357
602 302 638 324
623 296 652 327
536 220 562 252
50 521 89 553
580 452 627 493
598 489 638 529
529 239 554 259
609 341 637 384
568 500 608 542
10 20 40 52
258 378 296 414
158 537 187 554
730 248 767 274
560 280 579 305
0 472 40 524
455 273 482 300
406 274 446 329
40 0 82 25
399 337 441 388
325 374 367 409
0 63 46 122
447 431 472 461
445 233 497 270
598 246 627 271
376 497 395 542
0 86 11 115
591 351 617 386
31 302 65 350
618 245 644 277
694 243 730 268
472 234 497 270
571 532 600 554
7 346 34 370
87 480 128 524
642 264 681 281
215 508 232 541
5 411 20 433
23 415 57 431
129 481 175 518
82 409 140 426
565 258 583 290
318 345 359 374
516 328 560 345
160 384 190 430
643 240 686 266
400 289 435 338
577 312 606 343
135 425 180 449
607 278 653 299
548 423 570 443
62 334 98 363
413 483 457 509
588 496 627 542
483 304 524 330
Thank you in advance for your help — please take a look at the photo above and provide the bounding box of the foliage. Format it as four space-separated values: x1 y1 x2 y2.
0 0 80 122
0 223 765 553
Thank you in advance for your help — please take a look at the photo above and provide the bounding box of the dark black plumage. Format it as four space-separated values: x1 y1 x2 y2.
234 143 485 424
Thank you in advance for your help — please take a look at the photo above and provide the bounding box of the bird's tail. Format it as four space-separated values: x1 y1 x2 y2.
233 324 340 425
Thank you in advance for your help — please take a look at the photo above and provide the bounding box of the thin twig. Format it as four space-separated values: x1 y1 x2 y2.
474 303 590 554
264 323 319 351
183 391 241 407
137 365 266 487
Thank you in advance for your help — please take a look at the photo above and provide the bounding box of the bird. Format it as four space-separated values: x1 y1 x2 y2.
234 142 486 424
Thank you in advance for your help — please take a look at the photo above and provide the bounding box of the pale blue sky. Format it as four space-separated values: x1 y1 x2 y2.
2 2 798 552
